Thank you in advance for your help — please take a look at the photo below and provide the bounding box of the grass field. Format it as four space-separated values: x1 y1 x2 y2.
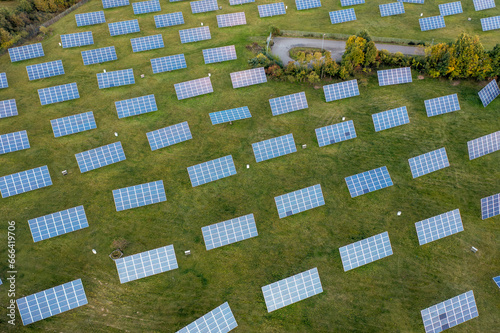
0 0 499 332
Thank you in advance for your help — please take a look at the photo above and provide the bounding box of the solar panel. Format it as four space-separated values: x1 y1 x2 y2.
329 8 357 24
315 120 357 147
115 94 157 118
295 0 322 10
38 82 80 106
230 67 267 88
179 26 211 43
275 184 325 218
151 54 187 73
481 15 500 31
97 68 135 89
415 209 463 245
481 193 500 220
81 46 117 65
0 72 7 88
421 290 478 333
478 80 500 107
26 60 65 81
345 166 393 198
51 111 97 138
115 244 178 283
372 106 409 132
130 34 164 52
113 180 166 211
493 276 500 288
419 16 446 31
132 0 161 14
75 11 106 26
0 165 52 198
424 94 460 117
252 133 297 162
191 0 218 14
258 2 286 17
0 99 18 119
174 76 213 100
339 232 393 271
202 45 237 64
467 131 500 160
341 0 364 6
0 130 30 155
102 0 130 8
210 106 251 125
269 91 308 116
261 268 323 312
230 0 254 4
439 1 463 16
202 213 257 250
176 302 238 333
408 147 450 178
155 12 184 28
397 0 424 3
146 121 192 151
473 0 495 11
377 67 412 86
379 2 405 17
60 31 94 48
217 12 247 27
323 79 359 102
28 206 89 242
109 19 140 36
75 141 126 173
187 155 237 187
8 43 44 62
16 279 87 326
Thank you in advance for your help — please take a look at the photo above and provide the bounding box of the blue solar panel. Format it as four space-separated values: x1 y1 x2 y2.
372 106 409 132
60 31 94 48
179 26 211 43
210 106 251 125
202 213 258 250
315 120 357 147
397 0 424 3
38 82 80 106
151 54 186 73
109 19 140 36
252 133 297 162
177 302 238 333
203 45 237 64
345 166 393 198
28 206 88 242
217 12 247 27
481 15 500 31
130 34 164 52
0 72 7 88
0 130 30 155
323 79 359 102
415 209 464 245
467 131 500 160
0 165 52 198
230 67 267 88
147 121 192 151
75 11 106 26
133 0 161 14
408 147 450 178
8 43 44 62
26 60 65 81
377 67 412 86
0 99 18 118
421 290 478 333
230 0 254 4
258 2 286 17
81 46 117 66
339 232 393 271
295 0 321 10
51 111 97 138
481 193 500 220
102 0 130 8
191 0 218 14
379 2 405 17
187 155 237 187
329 8 357 24
419 15 446 31
473 0 495 11
115 94 157 118
439 1 463 16
174 76 213 100
97 68 135 89
115 245 178 283
478 80 499 107
275 184 325 218
493 276 500 288
341 0 364 6
269 92 308 116
424 94 460 117
16 279 87 326
75 141 126 173
113 180 166 211
155 12 184 28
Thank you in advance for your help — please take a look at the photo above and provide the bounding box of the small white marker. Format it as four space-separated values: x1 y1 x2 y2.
140 74 145 78
103 69 106 73
92 249 97 254
468 17 471 21
420 13 423 17
397 211 402 216
342 117 346 121
185 250 191 256
59 42 62 46
201 22 204 26
114 132 118 137
246 164 250 169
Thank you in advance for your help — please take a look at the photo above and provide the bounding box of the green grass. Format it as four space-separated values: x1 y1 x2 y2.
0 0 499 332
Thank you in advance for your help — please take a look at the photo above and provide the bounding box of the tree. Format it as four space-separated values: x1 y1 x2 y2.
364 41 377 67
489 44 500 78
447 33 491 79
307 71 320 84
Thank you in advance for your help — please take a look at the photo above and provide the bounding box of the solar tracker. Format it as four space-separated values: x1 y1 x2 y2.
0 130 30 155
132 0 161 14
8 43 44 62
230 67 267 88
419 16 446 31
415 209 463 245
408 147 450 178
174 76 213 100
341 0 364 6
115 94 157 118
345 166 393 198
150 54 186 73
481 15 500 31
315 120 357 147
397 0 424 3
372 106 409 132
217 12 247 27
467 131 500 160
187 155 237 187
113 180 166 211
274 184 325 218
252 133 297 162
179 26 211 43
261 268 323 312
323 79 359 102
102 0 130 8
28 206 89 242
191 0 218 14
473 0 496 11
38 82 80 106
155 12 184 28
258 2 287 17
26 60 65 81
0 165 52 198
130 34 164 52
81 46 117 65
424 94 460 117
115 244 178 283
379 2 405 17
230 0 254 4
478 80 500 107
439 1 463 16
75 11 106 27
0 99 18 118
60 31 94 48
202 45 237 64
108 19 140 37
146 121 192 151
493 276 500 288
176 302 238 333
295 0 322 10
481 193 500 219
269 91 308 116
210 106 251 125
51 111 97 138
75 141 126 173
377 67 412 86
0 72 7 89
421 290 478 333
202 213 258 250
329 8 357 24
97 68 135 89
16 279 87 326
339 231 393 271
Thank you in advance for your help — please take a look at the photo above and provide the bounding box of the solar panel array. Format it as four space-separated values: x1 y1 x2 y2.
115 244 178 283
323 79 359 102
439 1 463 16
28 206 89 242
258 2 287 17
154 12 184 28
252 133 297 162
210 106 252 125
295 0 322 10
146 121 192 151
217 12 247 28
202 213 258 250
51 111 97 138
261 268 323 312
481 15 500 31
478 80 500 107
113 180 166 211
424 94 460 117
176 302 238 333
274 184 325 218
16 279 87 326
421 290 478 333
397 0 424 3
329 8 357 24
419 16 446 31
179 26 211 43
269 92 308 116
467 131 500 160
8 43 44 62
0 130 30 155
230 67 267 88
26 60 65 81
472 0 496 11
341 0 364 6
132 0 161 14
75 11 106 27
151 54 186 73
97 68 135 89
187 155 237 187
379 2 405 17
345 166 393 198
75 141 126 173
408 147 450 178
372 106 409 132
81 46 117 66
60 31 94 48
0 99 18 118
109 19 140 36
493 276 500 288
202 45 237 64
315 120 357 147
0 165 52 198
339 232 393 271
481 193 500 220
191 0 219 14
230 0 254 4
174 76 213 100
377 67 412 86
415 209 463 245
38 82 80 106
102 0 130 9
130 34 164 52
115 94 157 119
0 72 7 89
